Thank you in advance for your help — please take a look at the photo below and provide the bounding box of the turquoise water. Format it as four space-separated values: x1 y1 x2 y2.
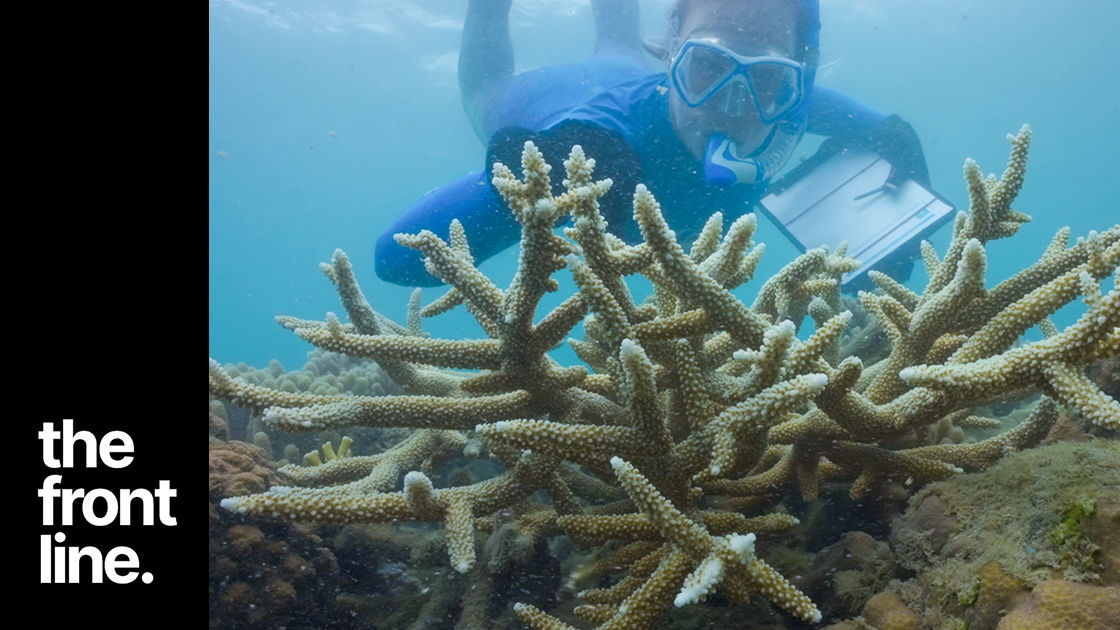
209 0 1120 370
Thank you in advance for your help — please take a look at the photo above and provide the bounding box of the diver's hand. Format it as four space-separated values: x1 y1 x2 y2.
873 115 930 188
818 114 930 189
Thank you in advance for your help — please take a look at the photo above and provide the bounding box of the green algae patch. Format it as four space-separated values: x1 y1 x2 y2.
956 578 980 607
1049 497 1104 575
1050 498 1095 549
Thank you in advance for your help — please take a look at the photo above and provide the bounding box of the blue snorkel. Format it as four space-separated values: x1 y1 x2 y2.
701 0 820 187
705 134 758 186
704 119 801 187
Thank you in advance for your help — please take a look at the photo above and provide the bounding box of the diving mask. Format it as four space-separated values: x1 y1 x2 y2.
669 38 805 123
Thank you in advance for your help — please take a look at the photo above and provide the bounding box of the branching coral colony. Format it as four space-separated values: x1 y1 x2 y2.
210 125 1119 628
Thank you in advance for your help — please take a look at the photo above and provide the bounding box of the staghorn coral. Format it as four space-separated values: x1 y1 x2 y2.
210 127 1118 627
221 349 400 399
214 349 403 465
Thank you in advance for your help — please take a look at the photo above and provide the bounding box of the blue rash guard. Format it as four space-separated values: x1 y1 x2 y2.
375 55 888 287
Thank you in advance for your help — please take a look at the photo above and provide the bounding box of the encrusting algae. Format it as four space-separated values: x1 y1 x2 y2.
210 125 1119 628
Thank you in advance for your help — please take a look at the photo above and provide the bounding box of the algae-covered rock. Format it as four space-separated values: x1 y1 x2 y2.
888 440 1120 628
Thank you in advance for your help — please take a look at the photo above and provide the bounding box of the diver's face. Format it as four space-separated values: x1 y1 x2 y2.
668 0 800 160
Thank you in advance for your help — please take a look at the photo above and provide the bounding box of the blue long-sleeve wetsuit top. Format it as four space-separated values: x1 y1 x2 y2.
375 56 887 287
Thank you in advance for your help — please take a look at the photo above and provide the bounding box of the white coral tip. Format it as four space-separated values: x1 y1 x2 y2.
403 471 431 491
619 338 639 356
728 532 756 556
219 497 249 513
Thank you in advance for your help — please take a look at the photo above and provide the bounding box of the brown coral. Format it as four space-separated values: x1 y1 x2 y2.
997 580 1120 630
209 436 279 501
859 591 919 630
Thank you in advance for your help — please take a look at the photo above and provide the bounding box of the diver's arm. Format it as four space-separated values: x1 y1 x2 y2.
374 170 521 287
592 0 641 56
807 86 930 188
460 0 515 143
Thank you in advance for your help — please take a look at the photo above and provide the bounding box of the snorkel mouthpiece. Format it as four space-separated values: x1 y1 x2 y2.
704 134 761 188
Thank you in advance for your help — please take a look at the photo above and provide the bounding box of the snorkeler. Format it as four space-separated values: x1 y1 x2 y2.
375 0 930 288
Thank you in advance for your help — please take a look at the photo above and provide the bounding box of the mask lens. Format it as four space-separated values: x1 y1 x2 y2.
746 61 801 120
675 44 737 104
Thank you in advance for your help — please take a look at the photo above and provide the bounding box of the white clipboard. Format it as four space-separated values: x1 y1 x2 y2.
758 148 954 286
